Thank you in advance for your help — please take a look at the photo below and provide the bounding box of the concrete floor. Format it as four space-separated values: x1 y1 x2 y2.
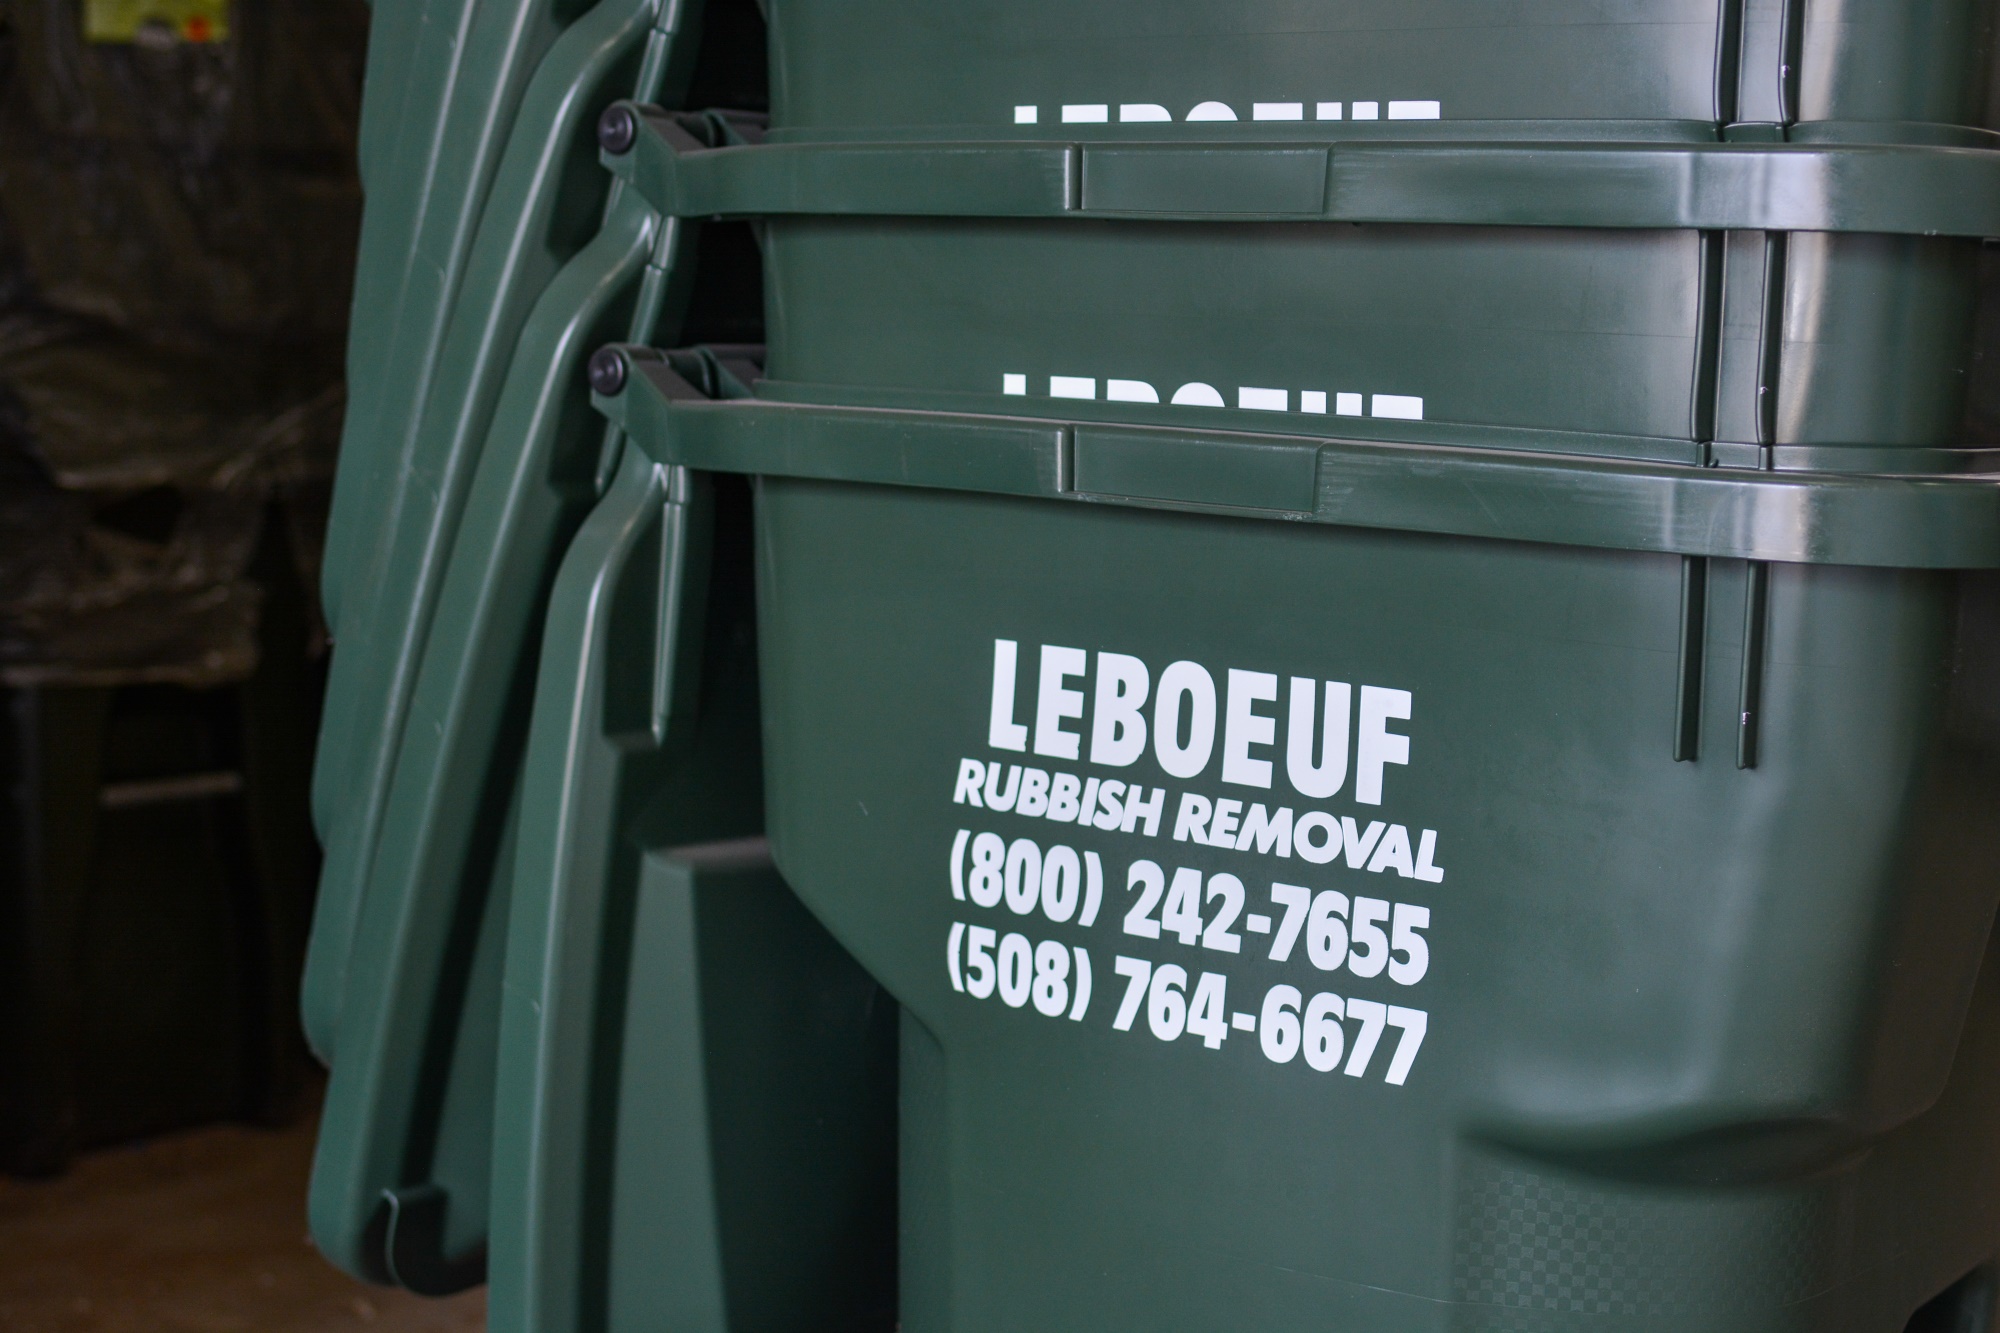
0 1113 485 1332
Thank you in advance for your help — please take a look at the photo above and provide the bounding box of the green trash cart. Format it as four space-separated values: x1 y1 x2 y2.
304 0 769 1293
321 0 2000 1328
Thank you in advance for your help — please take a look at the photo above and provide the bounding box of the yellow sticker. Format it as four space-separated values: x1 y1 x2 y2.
84 0 229 44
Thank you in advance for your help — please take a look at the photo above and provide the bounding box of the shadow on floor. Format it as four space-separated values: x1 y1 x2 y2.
0 1104 484 1332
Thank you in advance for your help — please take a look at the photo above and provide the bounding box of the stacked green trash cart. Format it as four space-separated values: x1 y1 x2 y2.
305 0 777 1296
311 1 2000 1328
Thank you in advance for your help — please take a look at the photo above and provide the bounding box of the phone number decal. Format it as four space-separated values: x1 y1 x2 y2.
943 829 1432 1086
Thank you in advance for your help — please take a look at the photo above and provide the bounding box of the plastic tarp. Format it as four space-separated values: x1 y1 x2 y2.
0 0 366 685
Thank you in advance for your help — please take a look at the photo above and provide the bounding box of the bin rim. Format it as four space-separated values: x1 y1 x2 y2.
595 347 2000 570
602 103 2000 238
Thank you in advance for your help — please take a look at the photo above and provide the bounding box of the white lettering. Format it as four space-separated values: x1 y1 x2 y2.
1047 772 1082 822
1154 661 1217 778
1075 776 1100 825
1294 811 1341 865
1368 824 1415 877
1341 817 1387 869
1090 652 1150 766
1235 804 1293 857
984 763 1021 812
1173 791 1213 843
988 640 1028 751
978 647 1418 833
1414 829 1445 883
1093 780 1126 831
1355 686 1411 805
1034 645 1088 760
1018 768 1051 818
1287 678 1350 799
954 758 986 806
1222 669 1278 788
1207 798 1244 848
1123 786 1166 837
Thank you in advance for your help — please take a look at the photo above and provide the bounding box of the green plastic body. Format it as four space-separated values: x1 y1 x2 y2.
307 191 660 1289
537 1 2000 1327
608 837 896 1330
304 0 771 1292
485 451 785 1332
751 480 2000 1330
306 0 662 1063
320 0 2000 1325
764 0 2000 134
320 0 580 642
303 0 662 1289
